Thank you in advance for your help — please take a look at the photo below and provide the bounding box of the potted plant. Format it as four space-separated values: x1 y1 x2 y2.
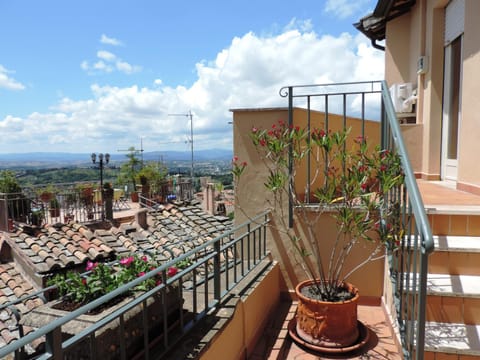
49 197 61 218
31 208 44 227
0 170 30 223
22 255 183 359
117 147 142 202
233 120 404 349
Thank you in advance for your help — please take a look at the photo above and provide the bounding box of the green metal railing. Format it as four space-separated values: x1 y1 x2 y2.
0 211 270 359
281 80 434 360
380 80 435 360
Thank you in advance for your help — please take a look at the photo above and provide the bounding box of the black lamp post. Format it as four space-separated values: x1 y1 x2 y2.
91 153 110 189
91 152 110 219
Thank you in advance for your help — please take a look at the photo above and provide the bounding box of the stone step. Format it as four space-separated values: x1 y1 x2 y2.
427 211 480 236
425 273 480 325
424 321 480 358
429 235 480 275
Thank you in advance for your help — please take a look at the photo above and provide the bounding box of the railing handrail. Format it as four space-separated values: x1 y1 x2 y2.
380 80 434 255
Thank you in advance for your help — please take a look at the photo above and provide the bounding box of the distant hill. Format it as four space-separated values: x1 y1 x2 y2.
0 149 233 168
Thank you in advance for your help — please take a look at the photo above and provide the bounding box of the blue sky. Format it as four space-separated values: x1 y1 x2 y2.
0 0 382 155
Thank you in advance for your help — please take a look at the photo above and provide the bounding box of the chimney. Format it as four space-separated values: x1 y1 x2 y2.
203 183 215 215
136 208 148 229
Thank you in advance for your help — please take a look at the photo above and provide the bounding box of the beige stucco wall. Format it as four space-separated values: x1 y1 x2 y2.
232 108 385 299
456 0 480 191
384 0 480 191
200 262 283 360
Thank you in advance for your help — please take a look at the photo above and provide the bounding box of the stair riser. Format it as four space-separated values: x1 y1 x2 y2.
426 295 480 325
425 350 480 359
429 214 480 236
429 252 480 276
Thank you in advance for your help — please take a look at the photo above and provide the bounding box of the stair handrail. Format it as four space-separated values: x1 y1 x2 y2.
381 80 434 360
381 80 434 255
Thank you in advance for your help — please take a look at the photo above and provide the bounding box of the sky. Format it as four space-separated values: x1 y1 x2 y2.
0 0 383 155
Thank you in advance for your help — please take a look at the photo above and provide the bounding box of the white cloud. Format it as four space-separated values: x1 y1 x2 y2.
0 65 25 91
100 34 123 46
2 25 384 153
81 50 141 75
116 60 141 74
324 0 373 20
97 50 116 62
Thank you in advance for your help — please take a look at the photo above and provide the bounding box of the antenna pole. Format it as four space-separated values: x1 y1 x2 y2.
168 111 194 199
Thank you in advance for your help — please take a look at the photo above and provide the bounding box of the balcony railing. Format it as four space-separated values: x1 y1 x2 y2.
0 211 270 359
281 80 434 360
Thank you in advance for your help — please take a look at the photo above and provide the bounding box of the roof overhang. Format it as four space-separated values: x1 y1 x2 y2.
354 0 416 51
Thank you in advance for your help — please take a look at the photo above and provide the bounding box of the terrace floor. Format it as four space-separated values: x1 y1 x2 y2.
250 300 402 359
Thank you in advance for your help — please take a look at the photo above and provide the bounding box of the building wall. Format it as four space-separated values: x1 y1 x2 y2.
384 0 480 192
456 0 480 193
232 108 385 299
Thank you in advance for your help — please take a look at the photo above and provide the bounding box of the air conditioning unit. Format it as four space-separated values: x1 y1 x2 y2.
389 83 416 113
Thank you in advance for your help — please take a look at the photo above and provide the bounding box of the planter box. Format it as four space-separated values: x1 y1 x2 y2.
21 289 183 359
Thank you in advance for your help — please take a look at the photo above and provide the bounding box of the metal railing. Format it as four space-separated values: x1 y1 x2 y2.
380 80 434 360
0 211 270 359
281 80 434 360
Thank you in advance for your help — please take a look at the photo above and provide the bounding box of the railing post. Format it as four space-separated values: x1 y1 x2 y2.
45 327 63 359
213 240 221 300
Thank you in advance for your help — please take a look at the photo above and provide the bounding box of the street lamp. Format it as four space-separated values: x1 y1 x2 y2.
91 153 110 189
91 153 110 219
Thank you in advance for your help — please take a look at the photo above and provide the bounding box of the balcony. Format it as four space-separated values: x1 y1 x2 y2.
0 81 439 359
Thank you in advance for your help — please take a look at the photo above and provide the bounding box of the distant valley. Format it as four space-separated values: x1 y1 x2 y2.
0 149 233 169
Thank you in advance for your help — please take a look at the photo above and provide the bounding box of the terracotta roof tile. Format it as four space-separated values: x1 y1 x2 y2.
0 203 233 354
0 262 44 353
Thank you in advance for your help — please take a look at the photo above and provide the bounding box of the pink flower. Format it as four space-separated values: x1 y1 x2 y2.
137 272 146 277
167 267 178 278
252 127 258 133
120 256 134 267
232 156 238 162
141 255 148 262
156 279 163 286
86 261 97 271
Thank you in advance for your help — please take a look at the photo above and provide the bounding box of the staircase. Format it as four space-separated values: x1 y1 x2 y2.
423 209 480 359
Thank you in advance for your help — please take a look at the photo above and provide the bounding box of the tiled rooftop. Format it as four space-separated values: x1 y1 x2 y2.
0 201 232 356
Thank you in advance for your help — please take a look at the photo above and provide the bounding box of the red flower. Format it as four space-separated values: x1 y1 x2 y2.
242 161 247 167
361 183 368 191
120 256 134 267
81 278 87 286
156 279 163 286
86 261 97 271
137 272 146 277
259 138 266 147
141 255 148 262
232 156 239 162
167 267 178 277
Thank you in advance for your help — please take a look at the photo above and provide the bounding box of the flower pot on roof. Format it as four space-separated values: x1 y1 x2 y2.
234 121 404 350
22 256 184 359
49 197 61 218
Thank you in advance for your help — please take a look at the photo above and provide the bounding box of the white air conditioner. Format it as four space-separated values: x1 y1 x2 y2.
389 83 416 113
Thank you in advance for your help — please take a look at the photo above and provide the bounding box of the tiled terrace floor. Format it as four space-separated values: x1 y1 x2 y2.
250 301 402 360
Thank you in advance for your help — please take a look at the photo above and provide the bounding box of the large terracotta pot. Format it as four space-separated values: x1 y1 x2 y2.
295 279 359 348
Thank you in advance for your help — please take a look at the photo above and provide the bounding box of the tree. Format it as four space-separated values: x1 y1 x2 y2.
0 170 22 194
117 147 142 193
137 161 168 195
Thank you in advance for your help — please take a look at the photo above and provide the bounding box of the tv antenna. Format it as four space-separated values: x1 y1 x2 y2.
118 138 144 167
168 111 194 188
